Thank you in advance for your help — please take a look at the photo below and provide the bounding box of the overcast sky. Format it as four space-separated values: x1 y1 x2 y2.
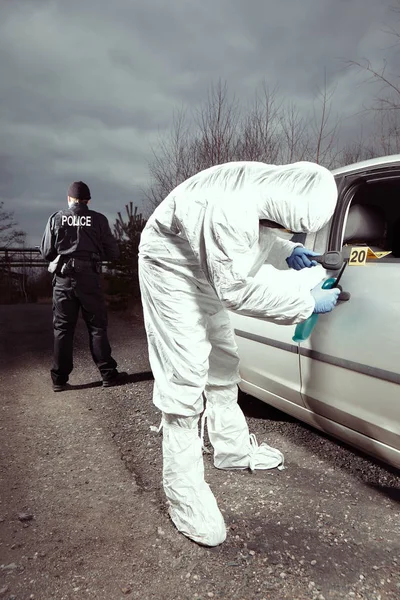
1 0 398 245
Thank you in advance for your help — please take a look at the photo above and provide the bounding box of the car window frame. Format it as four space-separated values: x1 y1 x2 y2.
303 173 348 254
328 167 400 253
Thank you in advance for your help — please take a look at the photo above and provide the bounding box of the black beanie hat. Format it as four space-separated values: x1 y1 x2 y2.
67 181 91 200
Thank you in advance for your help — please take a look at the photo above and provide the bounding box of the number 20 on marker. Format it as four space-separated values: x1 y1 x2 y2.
349 247 367 266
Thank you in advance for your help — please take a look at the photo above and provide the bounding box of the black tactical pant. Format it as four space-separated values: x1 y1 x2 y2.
51 271 117 385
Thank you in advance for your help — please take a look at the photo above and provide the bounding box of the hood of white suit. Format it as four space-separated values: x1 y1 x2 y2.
254 161 338 233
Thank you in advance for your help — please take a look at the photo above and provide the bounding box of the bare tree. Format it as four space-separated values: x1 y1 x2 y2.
345 0 400 112
344 2 400 155
345 57 400 156
0 203 27 303
238 83 283 162
279 101 310 163
143 108 193 209
373 107 400 154
193 79 240 168
143 80 241 210
306 74 341 168
144 76 345 210
0 201 25 248
339 134 376 167
346 57 400 113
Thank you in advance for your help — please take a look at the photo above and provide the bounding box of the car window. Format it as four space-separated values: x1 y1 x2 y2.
339 178 400 261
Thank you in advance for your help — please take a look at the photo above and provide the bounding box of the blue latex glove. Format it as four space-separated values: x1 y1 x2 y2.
287 247 320 270
311 282 340 314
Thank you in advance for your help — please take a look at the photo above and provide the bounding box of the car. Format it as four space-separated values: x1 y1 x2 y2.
229 154 400 469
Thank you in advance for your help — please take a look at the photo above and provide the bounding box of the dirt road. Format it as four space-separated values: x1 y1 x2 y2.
0 304 399 600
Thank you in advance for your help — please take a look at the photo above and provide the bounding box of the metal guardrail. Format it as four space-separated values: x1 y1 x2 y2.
0 247 112 268
0 247 48 268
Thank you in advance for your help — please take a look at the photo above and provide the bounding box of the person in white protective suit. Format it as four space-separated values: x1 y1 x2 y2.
138 161 340 547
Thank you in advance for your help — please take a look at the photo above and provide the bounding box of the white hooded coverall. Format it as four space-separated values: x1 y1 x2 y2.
138 161 338 547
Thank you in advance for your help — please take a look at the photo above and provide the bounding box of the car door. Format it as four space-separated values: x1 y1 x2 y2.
230 228 305 407
298 170 400 465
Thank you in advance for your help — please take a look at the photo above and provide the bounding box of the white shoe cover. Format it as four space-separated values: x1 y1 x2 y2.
247 433 285 472
162 413 227 547
206 400 284 471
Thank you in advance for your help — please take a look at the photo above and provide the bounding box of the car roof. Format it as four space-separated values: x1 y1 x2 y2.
332 154 400 177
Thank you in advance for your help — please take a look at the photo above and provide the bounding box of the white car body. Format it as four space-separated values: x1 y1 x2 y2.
229 154 400 469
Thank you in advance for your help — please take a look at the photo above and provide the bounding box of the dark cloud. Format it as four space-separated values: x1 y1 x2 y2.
0 0 397 244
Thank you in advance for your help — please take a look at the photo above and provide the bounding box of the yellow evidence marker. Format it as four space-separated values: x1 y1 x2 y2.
348 246 392 266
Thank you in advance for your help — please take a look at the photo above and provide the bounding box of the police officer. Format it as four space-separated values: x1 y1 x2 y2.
40 181 124 391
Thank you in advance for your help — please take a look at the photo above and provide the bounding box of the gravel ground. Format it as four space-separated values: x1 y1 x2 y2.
0 304 399 600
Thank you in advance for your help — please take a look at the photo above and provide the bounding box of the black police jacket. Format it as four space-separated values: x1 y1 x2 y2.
40 203 120 262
